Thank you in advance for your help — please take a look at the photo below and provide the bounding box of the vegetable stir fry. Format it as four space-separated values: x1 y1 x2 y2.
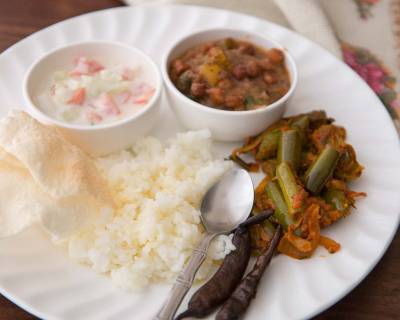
231 110 366 259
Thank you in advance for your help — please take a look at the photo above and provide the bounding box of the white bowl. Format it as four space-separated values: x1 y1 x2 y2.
162 28 298 141
23 41 162 156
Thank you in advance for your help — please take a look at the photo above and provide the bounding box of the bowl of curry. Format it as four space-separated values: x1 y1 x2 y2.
162 28 298 141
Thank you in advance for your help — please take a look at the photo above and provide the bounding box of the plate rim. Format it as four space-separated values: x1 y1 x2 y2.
0 4 399 320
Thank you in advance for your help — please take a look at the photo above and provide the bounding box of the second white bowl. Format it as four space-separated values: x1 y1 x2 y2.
162 28 298 141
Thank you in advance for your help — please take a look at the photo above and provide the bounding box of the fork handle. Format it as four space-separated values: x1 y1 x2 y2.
154 233 216 320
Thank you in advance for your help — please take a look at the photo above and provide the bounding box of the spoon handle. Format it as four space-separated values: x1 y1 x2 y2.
154 233 216 320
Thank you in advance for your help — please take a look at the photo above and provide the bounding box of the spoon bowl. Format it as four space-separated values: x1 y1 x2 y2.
200 168 254 234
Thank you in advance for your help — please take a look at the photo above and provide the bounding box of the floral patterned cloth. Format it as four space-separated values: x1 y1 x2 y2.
343 43 400 124
124 0 400 132
321 0 400 131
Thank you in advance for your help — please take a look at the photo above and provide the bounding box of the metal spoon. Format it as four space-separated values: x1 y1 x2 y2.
154 168 254 320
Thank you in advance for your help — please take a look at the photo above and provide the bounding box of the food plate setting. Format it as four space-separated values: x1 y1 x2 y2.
0 5 399 320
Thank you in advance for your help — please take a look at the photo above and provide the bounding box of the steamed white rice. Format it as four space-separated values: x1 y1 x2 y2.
60 130 234 289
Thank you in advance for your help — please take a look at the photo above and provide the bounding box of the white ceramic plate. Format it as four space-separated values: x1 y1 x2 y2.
0 5 399 320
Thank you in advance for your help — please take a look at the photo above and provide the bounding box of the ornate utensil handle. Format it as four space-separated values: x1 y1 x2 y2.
154 233 216 320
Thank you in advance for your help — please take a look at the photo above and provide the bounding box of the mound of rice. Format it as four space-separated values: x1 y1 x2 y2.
62 130 234 289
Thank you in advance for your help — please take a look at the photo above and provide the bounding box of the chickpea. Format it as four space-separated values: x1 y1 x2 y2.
218 79 233 89
238 43 255 55
206 88 224 105
246 61 260 78
232 64 247 80
266 48 284 64
258 59 274 71
225 95 244 110
263 74 278 85
172 59 189 76
191 82 206 97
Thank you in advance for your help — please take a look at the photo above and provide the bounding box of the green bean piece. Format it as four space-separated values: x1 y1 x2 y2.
255 130 280 161
277 130 301 170
291 115 309 132
304 145 340 194
262 219 276 237
291 115 309 143
265 181 293 229
276 162 299 215
323 188 350 213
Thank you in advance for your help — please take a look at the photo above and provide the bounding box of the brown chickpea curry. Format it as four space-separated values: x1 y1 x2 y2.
169 38 291 111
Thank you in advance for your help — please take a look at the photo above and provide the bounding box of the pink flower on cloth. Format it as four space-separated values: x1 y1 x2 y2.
342 43 400 120
391 97 400 110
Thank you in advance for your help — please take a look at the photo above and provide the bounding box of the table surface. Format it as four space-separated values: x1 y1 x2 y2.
0 0 399 319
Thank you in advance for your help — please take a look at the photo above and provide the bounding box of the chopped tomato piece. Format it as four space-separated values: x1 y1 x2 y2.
292 188 308 210
132 83 155 104
132 96 150 104
99 93 120 115
70 57 104 76
88 59 104 73
67 88 86 105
